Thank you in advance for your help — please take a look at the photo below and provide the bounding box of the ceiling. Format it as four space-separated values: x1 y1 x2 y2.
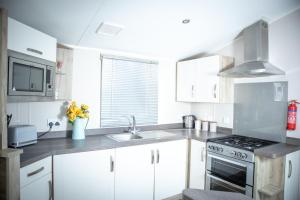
1 0 300 59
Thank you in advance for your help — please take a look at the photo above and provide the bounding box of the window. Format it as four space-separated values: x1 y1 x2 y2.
101 56 158 128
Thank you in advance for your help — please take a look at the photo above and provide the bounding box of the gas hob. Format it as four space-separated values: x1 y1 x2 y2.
207 135 278 163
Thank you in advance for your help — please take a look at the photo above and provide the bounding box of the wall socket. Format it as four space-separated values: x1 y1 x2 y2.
47 118 61 128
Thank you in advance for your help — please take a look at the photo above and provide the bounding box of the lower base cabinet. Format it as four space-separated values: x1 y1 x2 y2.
20 156 52 200
53 149 115 200
115 140 187 200
189 140 206 189
21 173 52 200
284 150 300 200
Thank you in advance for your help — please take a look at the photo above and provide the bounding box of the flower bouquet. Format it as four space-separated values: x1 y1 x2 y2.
66 101 89 140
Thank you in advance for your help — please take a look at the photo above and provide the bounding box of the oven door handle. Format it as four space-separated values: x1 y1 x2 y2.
207 173 246 191
207 153 249 168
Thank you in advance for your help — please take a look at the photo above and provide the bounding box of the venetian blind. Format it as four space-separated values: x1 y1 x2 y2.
101 56 158 128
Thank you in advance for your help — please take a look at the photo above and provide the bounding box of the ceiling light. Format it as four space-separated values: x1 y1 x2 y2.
96 22 124 36
182 19 190 24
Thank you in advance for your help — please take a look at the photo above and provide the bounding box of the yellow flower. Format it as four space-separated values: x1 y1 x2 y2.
68 113 76 122
81 104 89 111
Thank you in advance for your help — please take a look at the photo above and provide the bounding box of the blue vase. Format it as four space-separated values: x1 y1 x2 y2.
72 118 86 140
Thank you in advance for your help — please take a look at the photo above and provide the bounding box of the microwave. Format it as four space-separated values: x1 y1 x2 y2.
8 50 55 101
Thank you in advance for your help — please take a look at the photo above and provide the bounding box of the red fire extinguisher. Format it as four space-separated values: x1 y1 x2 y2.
287 100 300 130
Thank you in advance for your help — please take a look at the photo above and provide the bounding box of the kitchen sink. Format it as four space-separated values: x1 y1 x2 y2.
107 133 143 142
107 131 176 142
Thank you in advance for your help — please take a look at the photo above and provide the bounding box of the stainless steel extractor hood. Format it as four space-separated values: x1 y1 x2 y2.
218 20 285 78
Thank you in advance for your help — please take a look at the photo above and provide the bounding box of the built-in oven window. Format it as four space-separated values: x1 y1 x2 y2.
29 66 44 92
12 63 44 92
208 175 246 194
12 63 31 91
210 157 246 187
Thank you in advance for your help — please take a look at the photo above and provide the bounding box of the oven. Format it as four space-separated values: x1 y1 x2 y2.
205 152 254 197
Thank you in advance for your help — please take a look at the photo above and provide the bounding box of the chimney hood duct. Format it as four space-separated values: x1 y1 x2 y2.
218 20 285 78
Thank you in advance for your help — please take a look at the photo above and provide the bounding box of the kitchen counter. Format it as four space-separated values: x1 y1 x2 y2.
254 138 300 159
182 189 251 200
20 129 230 167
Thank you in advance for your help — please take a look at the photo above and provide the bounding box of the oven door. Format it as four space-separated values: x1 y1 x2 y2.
206 152 254 197
206 172 253 197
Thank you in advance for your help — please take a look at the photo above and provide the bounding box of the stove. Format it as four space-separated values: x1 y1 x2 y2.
209 135 277 151
205 135 277 197
207 135 277 163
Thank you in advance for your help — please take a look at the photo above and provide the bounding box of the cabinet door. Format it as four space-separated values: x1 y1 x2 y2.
284 150 300 200
115 144 155 200
53 149 115 200
21 173 52 200
154 140 187 200
8 18 57 62
189 140 206 189
195 56 220 103
176 60 197 102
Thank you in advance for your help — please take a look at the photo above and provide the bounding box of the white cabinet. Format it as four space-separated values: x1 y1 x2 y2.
154 140 187 200
189 140 206 189
20 156 52 200
176 55 234 103
8 17 57 62
115 143 155 200
176 60 197 102
53 149 115 200
21 174 52 200
284 150 300 200
115 140 187 200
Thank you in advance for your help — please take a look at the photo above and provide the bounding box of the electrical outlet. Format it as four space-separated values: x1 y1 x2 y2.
47 118 61 128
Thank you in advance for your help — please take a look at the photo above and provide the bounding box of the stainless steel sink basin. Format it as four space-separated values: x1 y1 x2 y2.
107 131 176 142
107 133 143 142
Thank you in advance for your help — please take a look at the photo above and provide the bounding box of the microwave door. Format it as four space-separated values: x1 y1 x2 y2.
11 62 31 92
8 57 46 96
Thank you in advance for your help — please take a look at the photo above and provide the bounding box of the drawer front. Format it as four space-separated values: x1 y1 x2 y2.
20 156 52 187
21 173 52 200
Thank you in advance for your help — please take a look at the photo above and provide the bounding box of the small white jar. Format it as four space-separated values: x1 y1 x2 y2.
201 121 209 131
209 121 217 132
195 120 201 130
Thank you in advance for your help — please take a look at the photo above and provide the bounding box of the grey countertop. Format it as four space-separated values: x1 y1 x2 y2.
19 128 300 167
20 129 230 167
182 189 251 200
254 138 300 159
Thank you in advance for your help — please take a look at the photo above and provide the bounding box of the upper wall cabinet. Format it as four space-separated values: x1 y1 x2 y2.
176 55 234 103
8 17 57 62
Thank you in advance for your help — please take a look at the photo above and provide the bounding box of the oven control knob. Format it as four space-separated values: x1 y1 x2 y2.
242 153 247 159
237 152 242 158
219 147 223 152
231 151 237 156
216 147 219 151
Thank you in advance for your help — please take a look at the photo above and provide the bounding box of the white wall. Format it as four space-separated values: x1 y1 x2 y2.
7 48 190 132
191 8 300 137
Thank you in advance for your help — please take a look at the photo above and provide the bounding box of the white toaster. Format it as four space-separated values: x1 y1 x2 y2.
8 125 37 148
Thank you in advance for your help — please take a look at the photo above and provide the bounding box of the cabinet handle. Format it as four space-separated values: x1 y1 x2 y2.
201 147 204 162
151 150 154 164
27 166 44 177
213 84 217 98
191 85 195 98
27 48 43 55
48 180 53 200
110 155 114 172
288 160 292 178
156 149 160 164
